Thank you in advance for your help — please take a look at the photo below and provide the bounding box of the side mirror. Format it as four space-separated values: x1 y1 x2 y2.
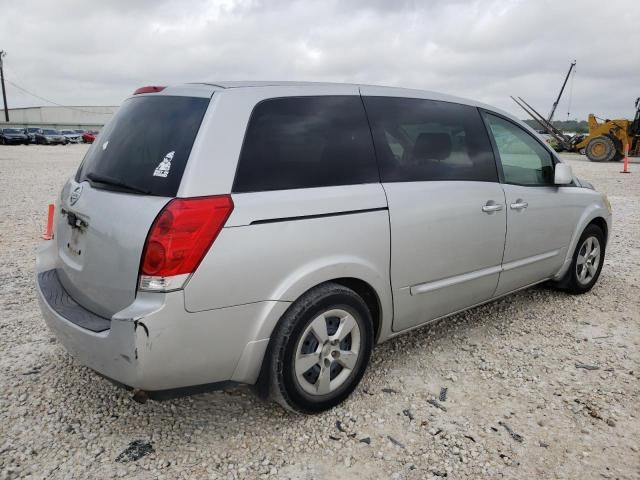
554 163 573 185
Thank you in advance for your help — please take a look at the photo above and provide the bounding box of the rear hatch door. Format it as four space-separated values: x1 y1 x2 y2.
56 92 211 318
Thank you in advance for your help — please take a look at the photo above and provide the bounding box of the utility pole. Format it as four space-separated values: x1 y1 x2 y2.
0 50 8 122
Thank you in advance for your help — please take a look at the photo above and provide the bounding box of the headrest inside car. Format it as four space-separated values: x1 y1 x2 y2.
412 132 452 161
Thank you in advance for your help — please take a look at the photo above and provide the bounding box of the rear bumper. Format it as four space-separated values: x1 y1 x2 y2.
36 263 290 391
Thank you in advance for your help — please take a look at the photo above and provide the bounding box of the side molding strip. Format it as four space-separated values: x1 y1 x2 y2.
409 249 560 296
250 207 388 225
501 250 560 272
410 266 502 296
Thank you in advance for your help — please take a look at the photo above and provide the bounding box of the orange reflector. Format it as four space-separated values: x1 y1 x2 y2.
42 203 54 240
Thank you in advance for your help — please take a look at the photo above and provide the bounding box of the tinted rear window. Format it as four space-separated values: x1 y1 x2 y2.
77 95 209 197
233 96 378 193
363 97 498 183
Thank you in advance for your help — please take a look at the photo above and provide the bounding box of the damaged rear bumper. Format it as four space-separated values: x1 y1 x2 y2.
35 265 291 392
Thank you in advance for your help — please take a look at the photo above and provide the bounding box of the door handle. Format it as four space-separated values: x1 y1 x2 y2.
482 202 503 213
510 200 529 210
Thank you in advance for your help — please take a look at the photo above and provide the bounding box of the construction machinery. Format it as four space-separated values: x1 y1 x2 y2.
512 62 640 162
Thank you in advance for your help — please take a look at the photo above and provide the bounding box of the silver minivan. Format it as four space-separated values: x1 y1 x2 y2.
36 82 611 413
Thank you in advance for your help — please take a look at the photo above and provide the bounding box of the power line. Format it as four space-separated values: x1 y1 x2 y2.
4 77 114 115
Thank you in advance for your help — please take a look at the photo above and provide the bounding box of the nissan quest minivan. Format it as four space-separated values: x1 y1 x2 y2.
36 82 611 413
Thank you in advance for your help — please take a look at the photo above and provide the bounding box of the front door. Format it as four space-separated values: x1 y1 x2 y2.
482 112 578 296
361 92 506 331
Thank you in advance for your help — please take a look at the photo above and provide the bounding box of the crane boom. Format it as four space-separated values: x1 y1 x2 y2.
548 60 576 122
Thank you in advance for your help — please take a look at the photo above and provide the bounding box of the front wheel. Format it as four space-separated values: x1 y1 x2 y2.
266 282 374 414
586 136 616 162
556 224 605 294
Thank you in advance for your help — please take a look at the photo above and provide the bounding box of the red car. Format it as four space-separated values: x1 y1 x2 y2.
82 131 99 144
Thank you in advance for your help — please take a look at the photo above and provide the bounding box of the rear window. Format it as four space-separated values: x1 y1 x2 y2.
77 95 209 197
233 96 378 193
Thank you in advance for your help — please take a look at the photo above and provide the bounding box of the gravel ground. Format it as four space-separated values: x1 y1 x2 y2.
1 145 638 480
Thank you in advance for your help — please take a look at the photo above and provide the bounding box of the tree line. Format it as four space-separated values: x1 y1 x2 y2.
523 119 589 134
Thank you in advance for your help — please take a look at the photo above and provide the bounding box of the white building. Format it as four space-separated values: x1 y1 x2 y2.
1 105 118 129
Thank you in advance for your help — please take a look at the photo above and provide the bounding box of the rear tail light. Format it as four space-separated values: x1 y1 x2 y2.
133 85 167 95
139 195 234 292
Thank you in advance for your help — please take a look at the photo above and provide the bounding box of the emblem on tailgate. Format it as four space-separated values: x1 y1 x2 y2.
69 185 83 206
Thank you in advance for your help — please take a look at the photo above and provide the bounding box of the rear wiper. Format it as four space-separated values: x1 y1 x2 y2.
85 172 152 195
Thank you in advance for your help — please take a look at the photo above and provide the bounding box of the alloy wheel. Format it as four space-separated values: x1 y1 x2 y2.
293 308 361 396
576 236 601 285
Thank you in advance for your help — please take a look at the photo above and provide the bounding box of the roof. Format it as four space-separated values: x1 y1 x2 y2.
197 80 363 89
177 81 524 128
193 80 481 108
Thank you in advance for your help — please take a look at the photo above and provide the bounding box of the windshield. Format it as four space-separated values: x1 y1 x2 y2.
76 95 209 197
61 130 74 134
27 128 39 133
43 129 59 135
3 128 23 134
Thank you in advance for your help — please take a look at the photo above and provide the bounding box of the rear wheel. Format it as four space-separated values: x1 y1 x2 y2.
586 136 616 162
266 283 374 414
556 224 605 294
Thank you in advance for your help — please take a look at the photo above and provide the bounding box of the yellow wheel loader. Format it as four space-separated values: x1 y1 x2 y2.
576 102 640 161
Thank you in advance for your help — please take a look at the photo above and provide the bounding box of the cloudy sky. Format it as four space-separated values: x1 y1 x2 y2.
1 0 638 120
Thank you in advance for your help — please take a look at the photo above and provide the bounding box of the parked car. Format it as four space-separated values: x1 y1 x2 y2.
35 129 68 145
60 129 83 143
25 127 40 143
0 127 29 145
36 82 612 413
82 130 99 144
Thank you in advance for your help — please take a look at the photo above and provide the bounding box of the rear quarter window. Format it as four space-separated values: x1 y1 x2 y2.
232 96 379 193
77 95 209 197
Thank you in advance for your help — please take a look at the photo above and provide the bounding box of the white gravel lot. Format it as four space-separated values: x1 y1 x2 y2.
0 145 638 480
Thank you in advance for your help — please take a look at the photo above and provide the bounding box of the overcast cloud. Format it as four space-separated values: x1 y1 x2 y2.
1 0 638 120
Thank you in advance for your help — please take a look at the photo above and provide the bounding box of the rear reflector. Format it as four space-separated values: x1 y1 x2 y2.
139 195 234 292
133 85 167 95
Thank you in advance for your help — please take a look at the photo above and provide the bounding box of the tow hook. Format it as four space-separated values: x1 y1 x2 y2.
131 389 149 404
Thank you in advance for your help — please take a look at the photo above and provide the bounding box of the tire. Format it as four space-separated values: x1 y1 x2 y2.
266 282 374 414
556 224 605 294
586 136 616 162
610 137 624 161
